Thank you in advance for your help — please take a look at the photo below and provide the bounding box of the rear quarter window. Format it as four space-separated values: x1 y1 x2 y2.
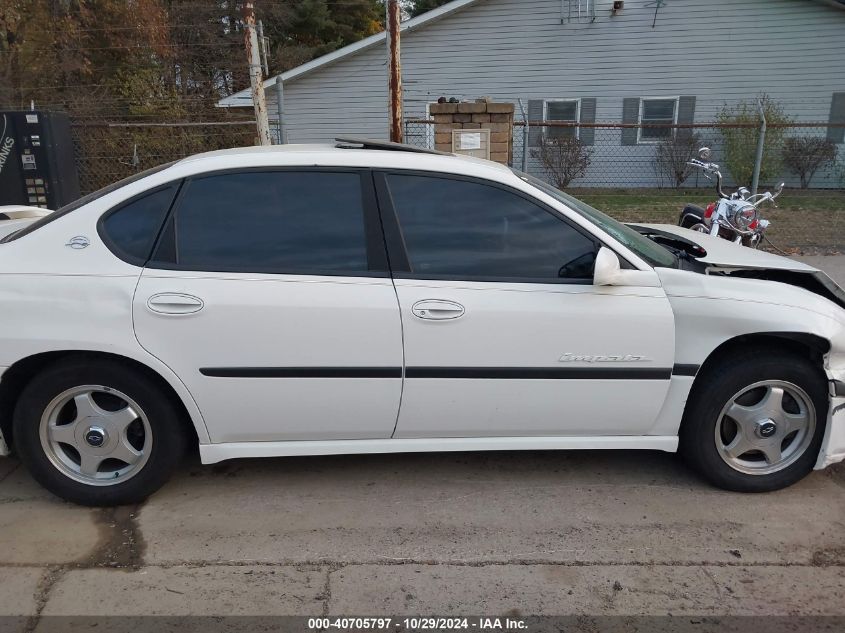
1 161 177 244
99 185 179 265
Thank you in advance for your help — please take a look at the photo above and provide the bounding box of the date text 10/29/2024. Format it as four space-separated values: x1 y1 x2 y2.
307 618 528 631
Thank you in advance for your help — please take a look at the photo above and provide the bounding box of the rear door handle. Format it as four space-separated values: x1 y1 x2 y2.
411 300 465 321
147 293 204 315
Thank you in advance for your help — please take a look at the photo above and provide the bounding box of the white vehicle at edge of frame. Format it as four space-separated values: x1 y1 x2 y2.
0 138 843 506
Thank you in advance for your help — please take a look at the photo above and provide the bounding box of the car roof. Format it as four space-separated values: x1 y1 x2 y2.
172 143 513 180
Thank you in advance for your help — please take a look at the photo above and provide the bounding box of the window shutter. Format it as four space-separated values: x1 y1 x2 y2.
527 99 544 147
621 98 640 146
579 98 597 146
676 96 696 139
828 93 845 143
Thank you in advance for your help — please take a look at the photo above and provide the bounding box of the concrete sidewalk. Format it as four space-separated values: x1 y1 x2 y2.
1 451 843 624
796 255 845 284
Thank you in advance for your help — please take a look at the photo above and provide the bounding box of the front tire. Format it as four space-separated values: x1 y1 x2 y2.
13 359 186 506
680 349 827 492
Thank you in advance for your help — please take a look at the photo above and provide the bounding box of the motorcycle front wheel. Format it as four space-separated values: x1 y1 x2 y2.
742 234 762 248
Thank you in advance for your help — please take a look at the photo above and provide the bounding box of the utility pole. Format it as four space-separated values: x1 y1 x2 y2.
242 1 271 146
257 20 270 76
275 80 286 145
386 0 403 143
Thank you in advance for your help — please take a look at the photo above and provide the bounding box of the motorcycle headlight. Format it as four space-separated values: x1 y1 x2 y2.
732 205 758 231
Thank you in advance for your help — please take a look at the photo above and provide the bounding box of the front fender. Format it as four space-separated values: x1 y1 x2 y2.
656 268 845 468
658 268 842 366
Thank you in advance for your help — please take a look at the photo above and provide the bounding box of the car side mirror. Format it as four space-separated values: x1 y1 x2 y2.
593 246 622 286
593 247 662 288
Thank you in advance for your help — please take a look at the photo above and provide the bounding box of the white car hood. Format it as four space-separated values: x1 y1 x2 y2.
631 223 845 312
631 224 818 272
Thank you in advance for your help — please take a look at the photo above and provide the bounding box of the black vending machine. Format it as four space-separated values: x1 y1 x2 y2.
0 110 80 210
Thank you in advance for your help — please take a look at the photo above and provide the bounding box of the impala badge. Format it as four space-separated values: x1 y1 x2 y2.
66 236 90 249
559 353 651 363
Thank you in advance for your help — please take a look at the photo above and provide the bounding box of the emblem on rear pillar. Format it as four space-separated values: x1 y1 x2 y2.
66 236 90 249
559 353 651 363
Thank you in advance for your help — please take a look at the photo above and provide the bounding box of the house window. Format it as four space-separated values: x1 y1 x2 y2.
544 99 580 140
638 98 677 142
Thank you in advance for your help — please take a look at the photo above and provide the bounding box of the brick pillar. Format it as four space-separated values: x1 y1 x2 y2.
429 100 515 165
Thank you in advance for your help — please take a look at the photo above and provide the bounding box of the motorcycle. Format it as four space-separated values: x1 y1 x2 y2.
678 147 784 249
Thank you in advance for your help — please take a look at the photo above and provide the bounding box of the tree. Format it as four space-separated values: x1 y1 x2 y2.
261 0 382 73
407 0 452 17
781 137 837 188
532 136 592 189
717 95 791 187
0 0 385 118
654 132 702 188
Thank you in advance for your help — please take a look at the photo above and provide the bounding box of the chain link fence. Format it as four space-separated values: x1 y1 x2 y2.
406 119 845 189
514 122 843 190
404 119 844 253
63 116 844 252
70 120 258 195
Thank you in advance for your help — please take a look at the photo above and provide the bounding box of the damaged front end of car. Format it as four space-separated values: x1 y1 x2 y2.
634 223 845 470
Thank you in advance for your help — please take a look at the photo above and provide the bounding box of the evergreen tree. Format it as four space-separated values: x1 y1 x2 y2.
407 0 452 18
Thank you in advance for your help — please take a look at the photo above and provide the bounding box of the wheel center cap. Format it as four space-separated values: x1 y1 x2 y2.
84 426 108 448
756 419 777 439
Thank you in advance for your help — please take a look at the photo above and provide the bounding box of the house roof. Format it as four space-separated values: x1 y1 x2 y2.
217 0 484 107
217 0 845 108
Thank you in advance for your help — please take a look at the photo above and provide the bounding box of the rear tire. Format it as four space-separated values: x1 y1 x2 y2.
680 349 827 492
13 359 186 506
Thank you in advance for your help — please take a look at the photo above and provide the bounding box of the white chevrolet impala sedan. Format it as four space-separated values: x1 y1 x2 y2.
0 139 843 506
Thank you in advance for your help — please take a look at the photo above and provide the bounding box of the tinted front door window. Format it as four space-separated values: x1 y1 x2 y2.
172 171 368 274
386 174 596 280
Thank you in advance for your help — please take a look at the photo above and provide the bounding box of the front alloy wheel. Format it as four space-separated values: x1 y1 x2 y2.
680 349 827 492
714 380 815 476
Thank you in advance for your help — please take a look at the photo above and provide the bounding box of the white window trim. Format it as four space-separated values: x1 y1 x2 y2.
637 96 679 144
543 98 581 140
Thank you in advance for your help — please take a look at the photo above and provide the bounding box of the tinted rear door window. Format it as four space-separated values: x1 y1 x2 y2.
171 171 369 274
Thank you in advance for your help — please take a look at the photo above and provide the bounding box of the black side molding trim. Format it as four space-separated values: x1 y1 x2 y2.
200 367 678 380
200 367 403 378
832 380 845 397
672 364 700 377
405 367 672 380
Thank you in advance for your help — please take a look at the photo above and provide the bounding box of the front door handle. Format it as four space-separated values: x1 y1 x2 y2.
411 300 465 321
147 293 204 315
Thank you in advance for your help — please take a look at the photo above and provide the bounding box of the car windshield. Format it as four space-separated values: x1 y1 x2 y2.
513 171 678 269
1 161 178 243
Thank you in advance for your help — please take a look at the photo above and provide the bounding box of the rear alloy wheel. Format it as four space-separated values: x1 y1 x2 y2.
39 385 153 486
14 359 186 506
680 350 827 492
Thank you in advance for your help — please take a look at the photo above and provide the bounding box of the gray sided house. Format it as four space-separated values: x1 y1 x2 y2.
219 0 845 188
